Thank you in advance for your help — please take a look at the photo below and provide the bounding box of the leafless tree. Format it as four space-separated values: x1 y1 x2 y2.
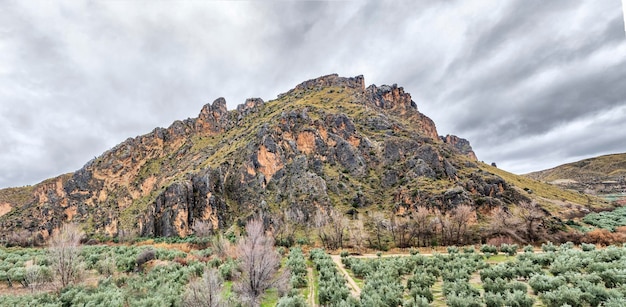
449 204 476 245
270 208 304 247
314 208 349 250
48 223 84 288
392 215 422 249
514 201 547 243
368 211 388 250
182 268 224 307
411 207 433 247
192 220 214 238
433 209 452 246
348 219 368 254
117 228 138 243
211 234 233 260
234 218 289 307
484 207 525 243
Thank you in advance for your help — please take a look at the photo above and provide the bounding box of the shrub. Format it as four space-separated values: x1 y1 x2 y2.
446 291 482 307
276 294 307 307
286 248 307 288
605 297 626 307
447 246 459 254
503 289 535 307
219 258 237 281
581 243 596 252
404 295 430 307
540 285 585 307
500 244 518 256
529 275 567 294
463 247 475 254
542 242 557 252
481 244 498 255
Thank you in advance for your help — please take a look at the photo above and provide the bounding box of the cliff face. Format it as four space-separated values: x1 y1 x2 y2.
0 74 580 239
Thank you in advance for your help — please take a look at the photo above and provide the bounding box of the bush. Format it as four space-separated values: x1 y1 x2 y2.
463 247 475 254
310 249 350 306
481 244 498 255
540 285 585 307
219 258 237 281
529 275 567 294
446 291 482 307
276 294 307 307
581 243 596 252
542 242 557 252
286 248 307 288
404 295 430 307
447 246 459 254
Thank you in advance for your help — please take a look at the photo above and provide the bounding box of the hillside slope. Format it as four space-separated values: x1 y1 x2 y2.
526 153 626 203
0 74 610 240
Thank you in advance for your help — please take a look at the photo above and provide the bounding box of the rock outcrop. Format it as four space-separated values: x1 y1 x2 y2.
0 74 572 239
442 135 478 161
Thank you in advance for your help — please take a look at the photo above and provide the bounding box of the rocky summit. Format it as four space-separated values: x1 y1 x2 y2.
0 74 608 240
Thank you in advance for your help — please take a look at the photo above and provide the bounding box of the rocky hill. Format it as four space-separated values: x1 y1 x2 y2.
526 153 626 204
0 74 610 241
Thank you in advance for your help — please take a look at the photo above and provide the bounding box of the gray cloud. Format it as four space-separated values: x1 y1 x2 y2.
1 0 625 188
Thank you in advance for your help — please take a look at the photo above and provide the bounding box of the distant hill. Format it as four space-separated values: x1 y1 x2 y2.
526 153 626 204
0 74 611 242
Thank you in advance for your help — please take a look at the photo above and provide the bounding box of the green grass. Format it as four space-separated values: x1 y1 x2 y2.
431 281 446 307
223 280 233 302
308 259 320 305
260 288 279 307
484 254 512 264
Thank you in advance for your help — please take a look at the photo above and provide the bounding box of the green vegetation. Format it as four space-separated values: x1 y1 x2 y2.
310 248 351 305
341 244 626 306
584 207 626 231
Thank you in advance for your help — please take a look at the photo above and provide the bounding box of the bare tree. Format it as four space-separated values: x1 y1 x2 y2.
314 208 349 250
484 207 525 243
514 201 547 243
368 212 388 250
348 219 368 254
411 206 433 247
182 268 224 307
234 218 289 307
449 205 476 245
433 209 452 246
270 208 304 247
48 223 84 288
192 220 214 238
211 234 233 260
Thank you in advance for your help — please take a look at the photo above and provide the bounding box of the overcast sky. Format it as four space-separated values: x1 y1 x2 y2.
1 0 625 188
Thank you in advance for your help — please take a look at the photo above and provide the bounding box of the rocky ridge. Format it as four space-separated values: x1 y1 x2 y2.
0 74 606 240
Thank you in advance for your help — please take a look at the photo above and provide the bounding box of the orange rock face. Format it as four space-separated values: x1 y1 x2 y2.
296 131 317 154
257 145 284 183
